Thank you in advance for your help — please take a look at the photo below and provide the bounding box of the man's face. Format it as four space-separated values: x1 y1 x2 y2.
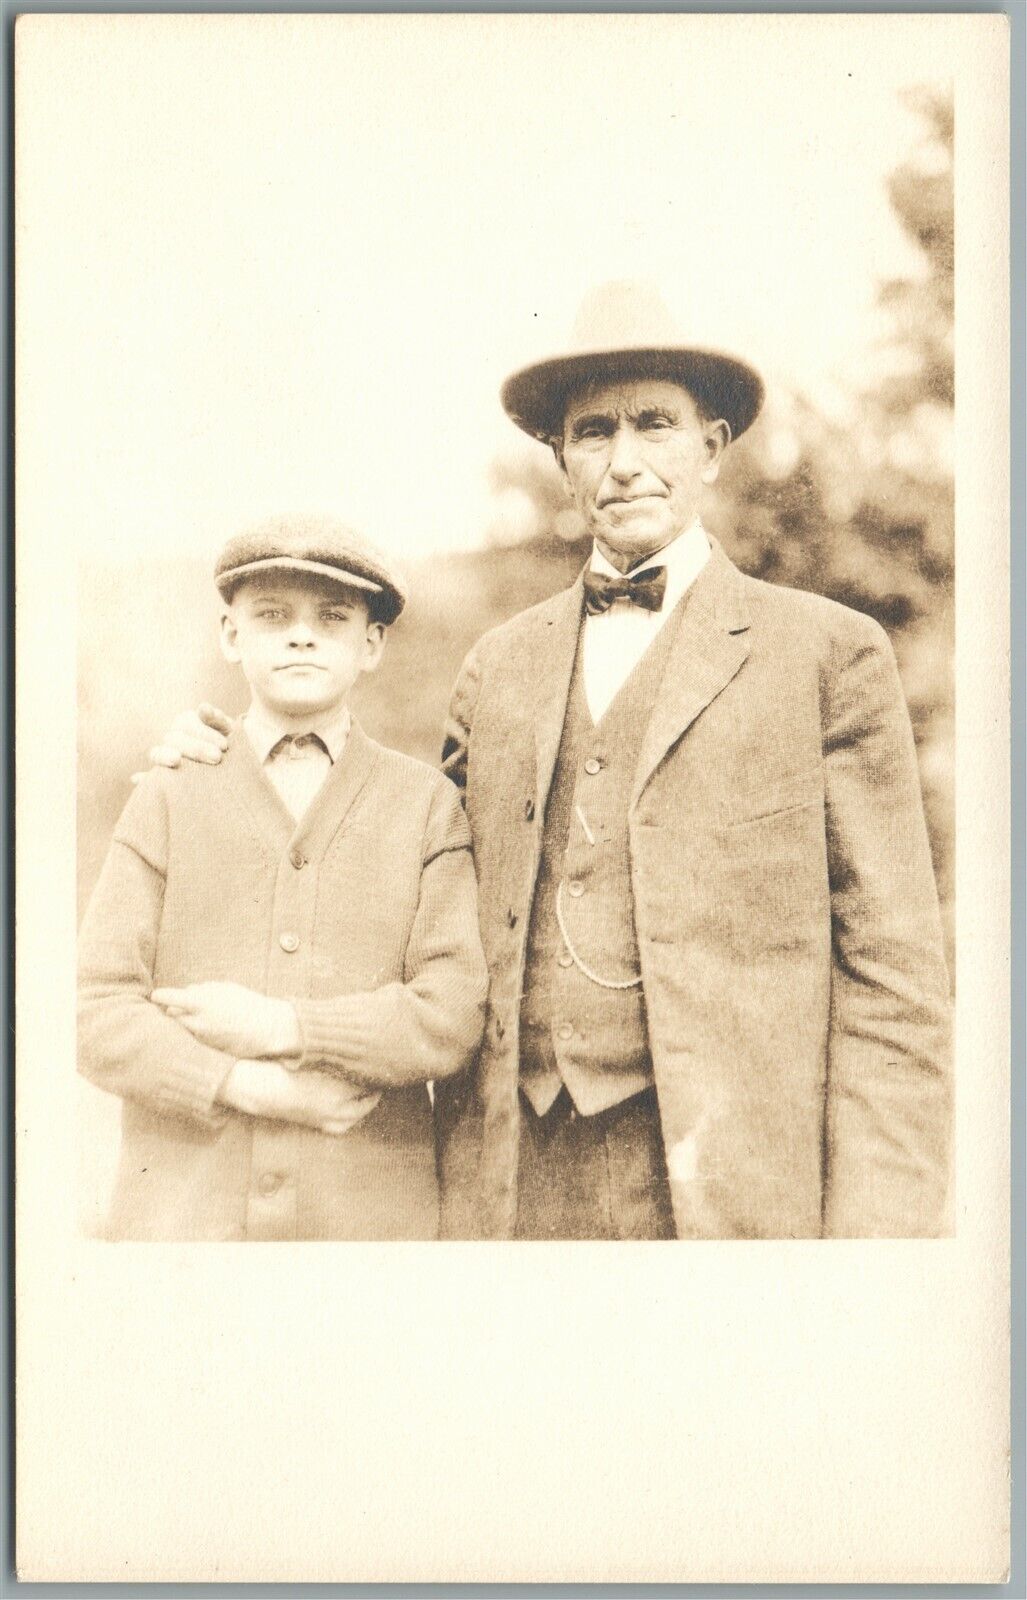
220 572 385 722
557 378 730 569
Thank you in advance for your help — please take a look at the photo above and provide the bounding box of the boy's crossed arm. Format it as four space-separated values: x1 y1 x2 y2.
149 980 380 1133
78 814 379 1137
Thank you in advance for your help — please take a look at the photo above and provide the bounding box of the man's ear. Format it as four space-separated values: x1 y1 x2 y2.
219 608 241 664
360 622 387 676
700 419 731 485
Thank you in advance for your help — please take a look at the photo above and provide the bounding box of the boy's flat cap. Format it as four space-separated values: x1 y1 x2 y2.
215 515 408 623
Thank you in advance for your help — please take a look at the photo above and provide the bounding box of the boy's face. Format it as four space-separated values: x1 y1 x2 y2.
220 571 386 722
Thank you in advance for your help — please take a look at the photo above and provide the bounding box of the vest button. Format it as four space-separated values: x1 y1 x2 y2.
567 881 585 898
258 1171 283 1196
557 1022 573 1041
279 932 300 953
289 849 305 870
584 757 602 775
557 952 573 968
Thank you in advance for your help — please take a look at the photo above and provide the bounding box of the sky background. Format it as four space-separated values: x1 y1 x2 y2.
20 14 951 564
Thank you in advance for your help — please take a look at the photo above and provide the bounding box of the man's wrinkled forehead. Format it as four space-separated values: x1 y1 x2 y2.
561 377 700 432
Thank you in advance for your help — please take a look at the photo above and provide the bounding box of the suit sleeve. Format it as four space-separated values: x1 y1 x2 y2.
77 778 235 1129
292 778 488 1088
820 616 953 1237
440 642 484 801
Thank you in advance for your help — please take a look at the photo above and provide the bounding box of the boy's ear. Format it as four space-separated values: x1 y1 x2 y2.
360 621 387 675
219 608 241 664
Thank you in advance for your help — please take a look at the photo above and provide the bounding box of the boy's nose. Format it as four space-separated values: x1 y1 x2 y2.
286 624 316 646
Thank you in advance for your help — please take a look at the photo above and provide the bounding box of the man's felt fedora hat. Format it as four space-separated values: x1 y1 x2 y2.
501 280 764 445
215 514 408 624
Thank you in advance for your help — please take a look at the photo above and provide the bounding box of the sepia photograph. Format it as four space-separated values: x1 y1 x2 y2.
16 10 1011 1583
70 31 957 1246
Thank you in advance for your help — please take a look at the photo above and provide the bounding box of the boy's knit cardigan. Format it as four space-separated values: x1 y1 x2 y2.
78 721 488 1240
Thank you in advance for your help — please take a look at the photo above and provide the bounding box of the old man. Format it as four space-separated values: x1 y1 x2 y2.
151 281 952 1240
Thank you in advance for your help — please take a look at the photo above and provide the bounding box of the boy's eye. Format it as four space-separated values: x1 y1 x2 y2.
321 610 351 623
257 607 286 621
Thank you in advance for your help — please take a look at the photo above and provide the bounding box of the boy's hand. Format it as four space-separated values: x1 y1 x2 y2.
152 981 301 1058
135 703 232 780
220 1059 381 1135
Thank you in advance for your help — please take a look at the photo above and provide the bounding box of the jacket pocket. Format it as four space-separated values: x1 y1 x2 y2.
721 767 823 828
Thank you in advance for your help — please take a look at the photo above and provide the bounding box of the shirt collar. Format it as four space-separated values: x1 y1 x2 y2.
243 701 352 765
588 519 711 614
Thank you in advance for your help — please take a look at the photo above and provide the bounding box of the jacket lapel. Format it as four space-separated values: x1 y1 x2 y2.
632 539 751 806
530 573 586 809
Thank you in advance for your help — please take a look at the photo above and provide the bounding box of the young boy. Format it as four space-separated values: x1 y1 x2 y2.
78 516 488 1241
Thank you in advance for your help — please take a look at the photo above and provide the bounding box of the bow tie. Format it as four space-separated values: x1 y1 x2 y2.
582 564 667 616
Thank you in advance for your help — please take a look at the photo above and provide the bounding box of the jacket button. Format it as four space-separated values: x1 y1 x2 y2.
557 1022 573 1041
584 757 602 775
525 798 536 821
279 932 300 953
567 881 585 898
289 849 305 870
557 952 573 968
258 1171 282 1196
495 1017 505 1040
507 908 518 928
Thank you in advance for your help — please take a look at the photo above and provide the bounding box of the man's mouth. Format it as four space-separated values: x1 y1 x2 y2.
599 493 666 509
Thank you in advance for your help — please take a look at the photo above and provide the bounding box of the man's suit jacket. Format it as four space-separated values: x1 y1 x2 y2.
434 537 952 1239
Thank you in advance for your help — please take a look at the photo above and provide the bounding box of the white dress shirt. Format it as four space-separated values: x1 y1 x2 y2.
243 702 351 822
582 519 711 723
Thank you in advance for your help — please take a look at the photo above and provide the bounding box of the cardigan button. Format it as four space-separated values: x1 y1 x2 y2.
258 1171 283 1196
524 798 536 821
557 1022 573 1041
279 932 300 953
584 757 602 775
506 908 518 928
567 881 585 898
289 849 306 870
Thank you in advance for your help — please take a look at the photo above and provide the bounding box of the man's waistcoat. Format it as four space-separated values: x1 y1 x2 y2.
519 610 682 1116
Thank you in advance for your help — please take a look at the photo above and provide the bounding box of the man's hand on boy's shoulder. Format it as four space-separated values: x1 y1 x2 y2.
152 980 301 1059
132 703 231 781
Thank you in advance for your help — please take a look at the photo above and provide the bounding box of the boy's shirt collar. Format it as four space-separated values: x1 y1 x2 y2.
242 701 352 765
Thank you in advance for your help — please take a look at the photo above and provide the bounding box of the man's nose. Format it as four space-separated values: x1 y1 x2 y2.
606 422 643 479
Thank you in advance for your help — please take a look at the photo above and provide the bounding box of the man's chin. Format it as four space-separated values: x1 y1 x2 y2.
594 515 675 563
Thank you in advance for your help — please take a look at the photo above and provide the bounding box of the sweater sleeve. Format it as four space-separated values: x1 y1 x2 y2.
820 615 953 1237
77 778 235 1128
292 778 488 1089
